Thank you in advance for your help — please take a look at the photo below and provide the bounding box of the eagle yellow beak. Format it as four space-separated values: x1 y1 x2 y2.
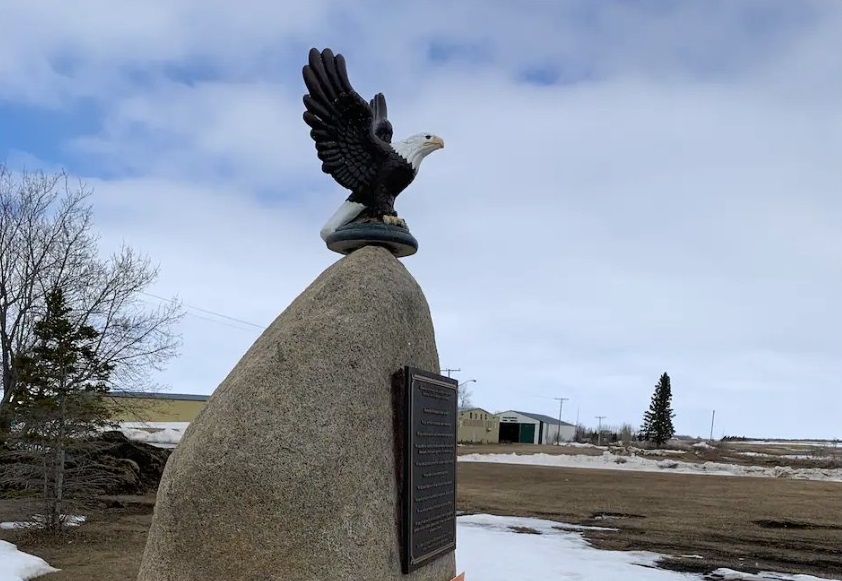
427 135 445 149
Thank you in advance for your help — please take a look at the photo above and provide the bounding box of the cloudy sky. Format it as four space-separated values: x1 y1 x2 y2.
2 0 840 439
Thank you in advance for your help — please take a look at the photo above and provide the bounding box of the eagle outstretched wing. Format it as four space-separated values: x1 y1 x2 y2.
302 48 392 195
369 93 393 144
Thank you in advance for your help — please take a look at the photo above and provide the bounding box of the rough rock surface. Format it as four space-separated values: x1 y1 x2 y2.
137 246 455 581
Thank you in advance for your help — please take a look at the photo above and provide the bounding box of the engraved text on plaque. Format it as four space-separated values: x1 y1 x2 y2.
402 366 458 573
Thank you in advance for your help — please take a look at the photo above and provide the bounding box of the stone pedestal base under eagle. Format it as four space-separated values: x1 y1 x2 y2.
302 48 444 257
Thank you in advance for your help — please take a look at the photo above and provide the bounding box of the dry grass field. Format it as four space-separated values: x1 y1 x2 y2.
458 462 842 577
2 457 841 580
0 495 153 581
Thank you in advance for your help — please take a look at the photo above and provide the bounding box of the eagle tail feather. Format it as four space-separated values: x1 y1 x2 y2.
319 200 367 241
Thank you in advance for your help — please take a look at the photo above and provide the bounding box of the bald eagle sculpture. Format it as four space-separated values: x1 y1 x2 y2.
302 48 444 241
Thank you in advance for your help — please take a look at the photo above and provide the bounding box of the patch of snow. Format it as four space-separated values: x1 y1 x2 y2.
707 568 836 580
455 514 839 580
117 422 189 447
456 514 694 580
627 446 687 456
121 427 183 445
117 421 191 431
457 452 842 482
1 515 86 531
693 441 715 450
562 442 609 450
548 521 617 531
735 440 841 448
0 540 59 580
734 452 816 461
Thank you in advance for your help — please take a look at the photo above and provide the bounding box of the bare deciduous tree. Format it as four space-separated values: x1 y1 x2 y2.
457 381 474 410
0 165 184 432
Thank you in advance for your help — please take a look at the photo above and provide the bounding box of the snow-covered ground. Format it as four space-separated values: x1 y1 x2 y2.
3 514 837 581
0 515 85 531
457 514 839 581
735 440 842 448
628 446 687 456
736 451 816 460
116 422 188 449
118 421 190 432
0 541 58 581
458 451 842 482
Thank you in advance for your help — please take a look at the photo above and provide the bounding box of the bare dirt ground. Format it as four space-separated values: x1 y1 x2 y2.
2 461 841 580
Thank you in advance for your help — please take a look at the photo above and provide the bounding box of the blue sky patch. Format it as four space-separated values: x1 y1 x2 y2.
0 100 101 172
425 39 494 67
516 62 594 87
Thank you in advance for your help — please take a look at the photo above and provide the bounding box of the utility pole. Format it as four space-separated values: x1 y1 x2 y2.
595 416 606 446
457 379 477 410
709 409 716 442
554 397 569 444
441 368 461 378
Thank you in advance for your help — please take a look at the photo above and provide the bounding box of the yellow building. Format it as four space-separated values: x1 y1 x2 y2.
457 407 500 444
107 390 209 423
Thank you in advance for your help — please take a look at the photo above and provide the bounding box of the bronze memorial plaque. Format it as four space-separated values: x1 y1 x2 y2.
402 366 458 574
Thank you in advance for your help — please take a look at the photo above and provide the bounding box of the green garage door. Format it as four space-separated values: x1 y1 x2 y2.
519 423 535 443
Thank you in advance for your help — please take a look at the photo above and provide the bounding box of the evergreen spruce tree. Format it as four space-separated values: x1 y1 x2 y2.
8 287 114 533
640 372 676 447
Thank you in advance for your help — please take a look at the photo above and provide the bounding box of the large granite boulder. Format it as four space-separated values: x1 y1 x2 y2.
137 246 455 581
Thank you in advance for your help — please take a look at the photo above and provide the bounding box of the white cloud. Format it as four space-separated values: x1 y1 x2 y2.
1 0 840 438
71 80 316 187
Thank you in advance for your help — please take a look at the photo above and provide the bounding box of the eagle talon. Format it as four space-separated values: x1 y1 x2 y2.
381 215 407 228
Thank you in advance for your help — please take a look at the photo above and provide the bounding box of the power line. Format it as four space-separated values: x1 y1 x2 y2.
139 291 264 329
182 311 261 331
139 296 257 332
441 368 461 378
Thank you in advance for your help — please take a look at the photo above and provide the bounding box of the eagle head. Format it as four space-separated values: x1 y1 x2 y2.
392 133 445 172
